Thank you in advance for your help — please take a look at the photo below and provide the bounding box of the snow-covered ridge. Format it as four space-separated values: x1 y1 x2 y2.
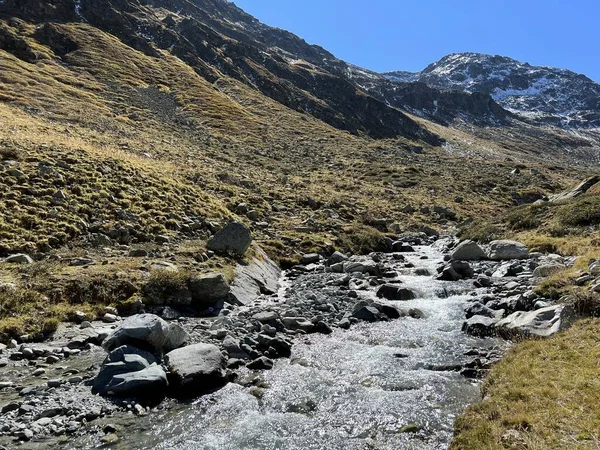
384 52 600 129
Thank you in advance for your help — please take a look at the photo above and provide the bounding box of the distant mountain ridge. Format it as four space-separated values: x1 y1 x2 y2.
385 53 600 128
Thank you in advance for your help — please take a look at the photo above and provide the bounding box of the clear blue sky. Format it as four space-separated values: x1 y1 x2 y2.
232 0 600 81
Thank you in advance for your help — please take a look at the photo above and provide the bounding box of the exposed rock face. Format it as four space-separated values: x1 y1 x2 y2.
495 305 576 337
486 240 529 261
532 264 565 278
102 314 188 355
164 343 227 398
0 0 440 143
207 222 252 256
451 240 487 261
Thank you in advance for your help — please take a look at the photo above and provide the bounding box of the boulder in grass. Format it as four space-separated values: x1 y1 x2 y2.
164 343 228 398
5 254 33 264
207 222 252 256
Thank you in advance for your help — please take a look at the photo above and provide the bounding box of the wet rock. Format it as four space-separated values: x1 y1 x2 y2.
282 317 314 333
451 241 485 261
392 242 415 253
207 222 252 256
487 240 529 261
376 284 416 301
102 314 188 354
352 306 382 322
164 343 228 398
465 302 502 319
247 356 274 370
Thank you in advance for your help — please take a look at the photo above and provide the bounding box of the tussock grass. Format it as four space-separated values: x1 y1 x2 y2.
452 319 600 450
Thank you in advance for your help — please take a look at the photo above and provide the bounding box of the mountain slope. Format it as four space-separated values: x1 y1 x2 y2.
386 52 600 128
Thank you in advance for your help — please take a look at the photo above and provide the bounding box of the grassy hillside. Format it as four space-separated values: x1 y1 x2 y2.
0 16 588 340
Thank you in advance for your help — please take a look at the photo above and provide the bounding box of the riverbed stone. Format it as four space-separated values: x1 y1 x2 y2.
102 314 188 354
352 306 382 322
462 315 499 337
165 343 227 397
93 345 167 398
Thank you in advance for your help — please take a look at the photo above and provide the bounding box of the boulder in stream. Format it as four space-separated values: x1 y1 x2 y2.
164 343 228 398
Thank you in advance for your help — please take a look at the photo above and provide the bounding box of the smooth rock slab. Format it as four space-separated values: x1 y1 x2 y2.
5 254 33 264
164 343 227 398
495 304 576 337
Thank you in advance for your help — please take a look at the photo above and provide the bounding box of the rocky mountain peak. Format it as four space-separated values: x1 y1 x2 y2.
385 52 600 128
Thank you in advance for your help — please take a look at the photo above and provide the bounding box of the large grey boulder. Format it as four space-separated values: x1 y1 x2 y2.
189 273 230 309
451 240 487 261
495 304 576 337
207 222 252 256
93 345 168 398
487 240 529 261
164 343 227 398
102 314 188 355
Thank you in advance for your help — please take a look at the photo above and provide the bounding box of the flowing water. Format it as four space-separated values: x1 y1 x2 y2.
70 246 502 450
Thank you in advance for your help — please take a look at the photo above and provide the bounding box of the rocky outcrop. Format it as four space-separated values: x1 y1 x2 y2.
550 176 600 202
